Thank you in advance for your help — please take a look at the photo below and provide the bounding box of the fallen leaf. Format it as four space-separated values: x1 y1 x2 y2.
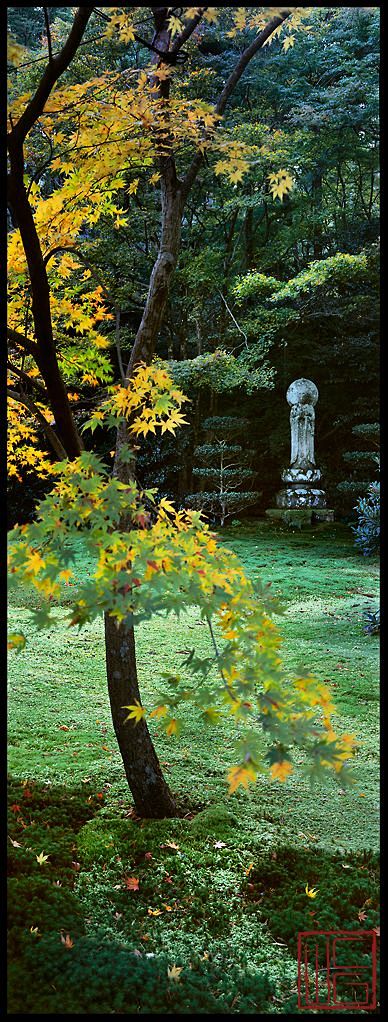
167 965 182 982
60 933 74 949
148 908 162 916
161 841 180 851
9 837 22 848
373 926 380 937
305 884 319 899
358 910 367 922
245 862 254 876
124 876 139 891
36 851 50 865
58 725 69 731
214 841 226 849
30 926 41 937
144 852 153 861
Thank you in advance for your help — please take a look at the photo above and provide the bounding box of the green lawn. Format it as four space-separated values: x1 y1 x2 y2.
8 521 380 1013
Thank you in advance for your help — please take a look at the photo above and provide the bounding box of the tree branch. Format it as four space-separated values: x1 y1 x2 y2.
43 7 53 63
7 360 48 401
181 10 291 200
7 389 67 460
8 6 94 146
7 326 39 358
170 8 207 54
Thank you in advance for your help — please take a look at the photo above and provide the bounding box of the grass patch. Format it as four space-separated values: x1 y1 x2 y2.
8 521 379 1012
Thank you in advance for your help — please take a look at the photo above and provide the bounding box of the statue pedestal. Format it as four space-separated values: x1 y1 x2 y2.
276 466 327 510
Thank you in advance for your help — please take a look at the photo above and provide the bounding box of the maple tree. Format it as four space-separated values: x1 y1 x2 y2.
7 6 357 818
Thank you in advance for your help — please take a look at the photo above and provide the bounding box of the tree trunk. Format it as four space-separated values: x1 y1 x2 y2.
7 147 83 459
105 418 178 817
103 5 293 816
104 614 177 818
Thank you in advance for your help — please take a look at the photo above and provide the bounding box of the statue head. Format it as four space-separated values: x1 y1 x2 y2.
286 378 318 408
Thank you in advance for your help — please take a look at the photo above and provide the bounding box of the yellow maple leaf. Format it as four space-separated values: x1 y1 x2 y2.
149 705 168 719
227 763 256 793
25 550 45 575
268 170 294 202
283 35 295 52
167 965 182 982
166 719 179 736
36 851 50 865
305 884 319 899
122 700 146 724
59 569 73 583
168 15 183 36
270 760 293 782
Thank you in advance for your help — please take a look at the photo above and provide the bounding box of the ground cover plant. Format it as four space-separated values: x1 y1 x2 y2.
8 521 379 1013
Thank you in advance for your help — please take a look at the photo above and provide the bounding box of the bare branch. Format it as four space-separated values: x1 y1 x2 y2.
218 291 248 348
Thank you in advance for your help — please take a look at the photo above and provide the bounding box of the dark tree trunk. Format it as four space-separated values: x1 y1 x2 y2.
7 150 83 459
104 614 177 818
105 418 178 817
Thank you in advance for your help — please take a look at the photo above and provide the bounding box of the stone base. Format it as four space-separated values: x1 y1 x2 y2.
276 486 327 509
265 508 335 527
312 508 335 523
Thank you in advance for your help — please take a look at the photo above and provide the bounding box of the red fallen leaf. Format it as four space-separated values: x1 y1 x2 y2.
10 804 21 813
144 852 153 861
58 725 69 731
60 933 74 949
23 789 33 799
373 927 380 937
96 793 104 799
72 861 81 872
164 874 173 883
124 876 139 891
358 910 367 922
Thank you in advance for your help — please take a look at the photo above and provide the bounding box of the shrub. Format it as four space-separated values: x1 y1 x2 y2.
8 934 273 1014
363 607 380 635
352 481 380 556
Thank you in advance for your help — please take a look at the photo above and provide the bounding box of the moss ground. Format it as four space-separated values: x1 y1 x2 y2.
8 521 380 1013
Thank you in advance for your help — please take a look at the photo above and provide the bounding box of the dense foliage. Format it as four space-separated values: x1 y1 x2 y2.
353 481 380 557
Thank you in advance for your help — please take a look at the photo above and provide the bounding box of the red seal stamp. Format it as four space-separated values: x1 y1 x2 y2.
297 930 378 1011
